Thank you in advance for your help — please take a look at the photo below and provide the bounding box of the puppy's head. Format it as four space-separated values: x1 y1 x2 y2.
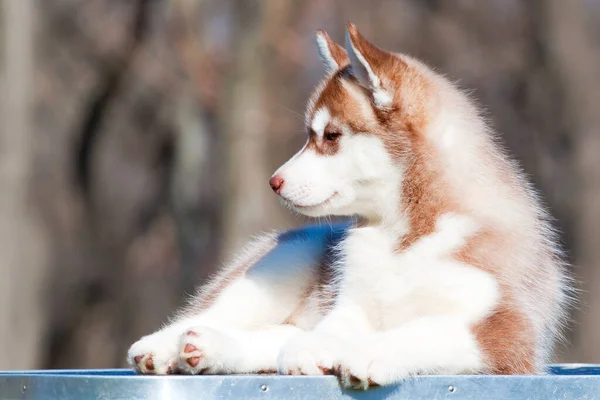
271 24 432 219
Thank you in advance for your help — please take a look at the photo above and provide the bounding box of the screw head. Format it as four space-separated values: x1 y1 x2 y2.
260 384 268 392
448 385 456 393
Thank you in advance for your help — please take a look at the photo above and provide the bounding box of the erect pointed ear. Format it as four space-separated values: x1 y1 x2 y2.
345 23 394 108
316 30 349 74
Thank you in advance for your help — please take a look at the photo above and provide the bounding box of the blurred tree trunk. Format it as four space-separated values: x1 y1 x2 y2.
0 0 49 369
220 1 271 255
542 0 600 361
168 0 223 295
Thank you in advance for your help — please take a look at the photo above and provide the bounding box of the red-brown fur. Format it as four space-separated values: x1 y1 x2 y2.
457 230 538 373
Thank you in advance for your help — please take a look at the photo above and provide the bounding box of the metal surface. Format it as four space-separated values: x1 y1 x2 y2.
0 365 599 400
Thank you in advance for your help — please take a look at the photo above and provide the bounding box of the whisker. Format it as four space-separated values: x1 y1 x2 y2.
277 104 305 122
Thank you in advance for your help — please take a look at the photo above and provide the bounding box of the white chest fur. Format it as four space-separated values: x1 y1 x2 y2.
336 214 500 331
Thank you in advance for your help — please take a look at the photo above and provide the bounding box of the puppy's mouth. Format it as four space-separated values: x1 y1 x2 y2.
288 192 339 210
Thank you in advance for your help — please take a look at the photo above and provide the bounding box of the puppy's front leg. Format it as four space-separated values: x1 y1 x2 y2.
128 225 334 374
277 300 373 376
337 316 483 390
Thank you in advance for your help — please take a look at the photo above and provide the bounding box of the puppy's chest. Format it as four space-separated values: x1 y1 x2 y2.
337 228 475 326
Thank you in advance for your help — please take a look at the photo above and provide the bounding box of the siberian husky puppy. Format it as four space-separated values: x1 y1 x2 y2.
128 24 571 389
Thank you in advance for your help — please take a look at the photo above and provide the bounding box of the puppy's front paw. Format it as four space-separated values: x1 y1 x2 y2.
277 332 340 376
178 326 238 374
336 343 400 390
337 356 381 390
128 329 180 375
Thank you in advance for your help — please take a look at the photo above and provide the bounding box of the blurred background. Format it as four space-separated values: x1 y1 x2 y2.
0 0 599 370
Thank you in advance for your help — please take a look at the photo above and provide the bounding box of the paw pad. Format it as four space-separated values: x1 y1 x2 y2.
145 358 155 371
184 344 197 353
186 356 201 367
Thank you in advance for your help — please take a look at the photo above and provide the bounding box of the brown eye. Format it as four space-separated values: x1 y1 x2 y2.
324 132 342 141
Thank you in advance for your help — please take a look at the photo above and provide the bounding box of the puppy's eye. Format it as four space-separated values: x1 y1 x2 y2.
324 132 342 141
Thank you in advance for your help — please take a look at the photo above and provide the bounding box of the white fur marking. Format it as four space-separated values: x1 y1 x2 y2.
372 87 393 109
311 108 330 136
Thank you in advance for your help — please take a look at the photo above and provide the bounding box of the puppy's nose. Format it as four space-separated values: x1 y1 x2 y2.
269 175 285 194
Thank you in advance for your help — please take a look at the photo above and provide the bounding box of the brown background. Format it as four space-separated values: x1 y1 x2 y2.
0 0 598 369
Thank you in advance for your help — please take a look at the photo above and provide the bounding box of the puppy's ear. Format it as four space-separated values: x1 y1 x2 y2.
345 23 395 108
316 30 349 74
